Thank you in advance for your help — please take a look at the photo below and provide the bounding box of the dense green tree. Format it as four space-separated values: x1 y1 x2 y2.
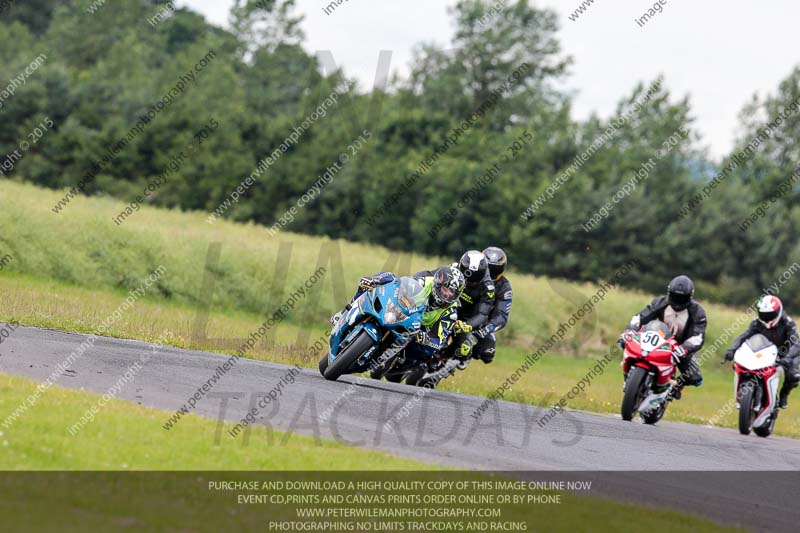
1 0 798 310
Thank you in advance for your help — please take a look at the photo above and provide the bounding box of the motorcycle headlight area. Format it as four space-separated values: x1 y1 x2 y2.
383 299 409 325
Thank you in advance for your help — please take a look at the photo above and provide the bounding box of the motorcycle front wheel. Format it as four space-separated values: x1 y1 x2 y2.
621 366 648 421
738 380 758 435
323 331 374 381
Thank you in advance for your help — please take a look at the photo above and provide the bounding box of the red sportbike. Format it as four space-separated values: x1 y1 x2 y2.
732 334 781 437
620 320 679 424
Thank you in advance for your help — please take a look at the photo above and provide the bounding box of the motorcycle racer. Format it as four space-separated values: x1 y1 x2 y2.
724 295 800 408
417 250 495 363
626 275 707 398
331 266 465 335
468 246 512 364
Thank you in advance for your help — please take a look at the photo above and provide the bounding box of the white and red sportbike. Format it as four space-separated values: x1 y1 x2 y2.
733 334 781 437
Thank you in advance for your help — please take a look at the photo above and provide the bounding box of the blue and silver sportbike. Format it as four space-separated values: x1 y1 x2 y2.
320 276 427 381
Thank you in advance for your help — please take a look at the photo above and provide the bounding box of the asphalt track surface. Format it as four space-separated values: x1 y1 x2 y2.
1 325 799 531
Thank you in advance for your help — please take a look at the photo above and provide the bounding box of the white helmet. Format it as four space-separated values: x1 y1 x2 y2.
757 295 783 329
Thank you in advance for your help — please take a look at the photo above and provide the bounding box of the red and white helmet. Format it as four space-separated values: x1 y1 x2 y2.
757 295 783 329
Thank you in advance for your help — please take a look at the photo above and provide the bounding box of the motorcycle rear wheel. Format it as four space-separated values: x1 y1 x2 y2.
754 409 777 438
641 399 667 425
621 366 648 421
371 354 406 383
404 367 426 386
416 375 439 389
384 373 403 383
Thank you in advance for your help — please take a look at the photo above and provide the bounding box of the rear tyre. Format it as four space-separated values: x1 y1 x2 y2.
738 381 757 435
641 400 667 425
621 366 648 421
416 376 439 389
754 409 777 438
370 350 403 382
323 331 374 382
404 367 426 386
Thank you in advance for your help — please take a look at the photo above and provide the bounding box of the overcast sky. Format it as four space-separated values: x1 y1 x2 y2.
183 0 800 160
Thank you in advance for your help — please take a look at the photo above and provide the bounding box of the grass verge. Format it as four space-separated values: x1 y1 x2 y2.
0 373 740 531
0 372 426 470
2 271 799 438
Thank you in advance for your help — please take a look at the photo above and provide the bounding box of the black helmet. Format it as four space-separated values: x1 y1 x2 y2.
431 265 465 308
483 246 507 280
457 250 488 286
667 275 694 311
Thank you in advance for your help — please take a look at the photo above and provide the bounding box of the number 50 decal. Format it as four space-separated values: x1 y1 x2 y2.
641 331 663 351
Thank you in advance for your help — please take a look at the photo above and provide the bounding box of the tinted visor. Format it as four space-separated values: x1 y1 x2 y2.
669 291 691 309
759 310 779 324
488 263 505 280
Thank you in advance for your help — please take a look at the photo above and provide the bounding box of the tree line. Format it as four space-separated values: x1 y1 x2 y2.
1 0 799 309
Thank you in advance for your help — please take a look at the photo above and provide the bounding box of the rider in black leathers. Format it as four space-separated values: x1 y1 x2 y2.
628 275 707 398
724 295 800 408
469 247 513 364
416 250 494 362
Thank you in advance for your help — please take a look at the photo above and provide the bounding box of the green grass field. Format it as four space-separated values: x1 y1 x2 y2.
0 373 428 470
1 180 799 438
0 373 739 532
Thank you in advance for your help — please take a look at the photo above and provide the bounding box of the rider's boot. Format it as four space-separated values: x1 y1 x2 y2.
779 376 798 409
779 387 791 409
670 381 683 401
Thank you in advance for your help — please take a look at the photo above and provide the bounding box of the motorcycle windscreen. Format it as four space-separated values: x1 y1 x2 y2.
744 334 775 352
397 276 426 312
642 320 673 340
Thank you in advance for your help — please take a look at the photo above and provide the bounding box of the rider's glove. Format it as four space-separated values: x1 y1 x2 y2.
723 350 734 363
415 330 431 346
618 330 633 349
453 320 473 334
672 345 687 365
474 327 489 339
628 314 641 331
358 275 378 290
